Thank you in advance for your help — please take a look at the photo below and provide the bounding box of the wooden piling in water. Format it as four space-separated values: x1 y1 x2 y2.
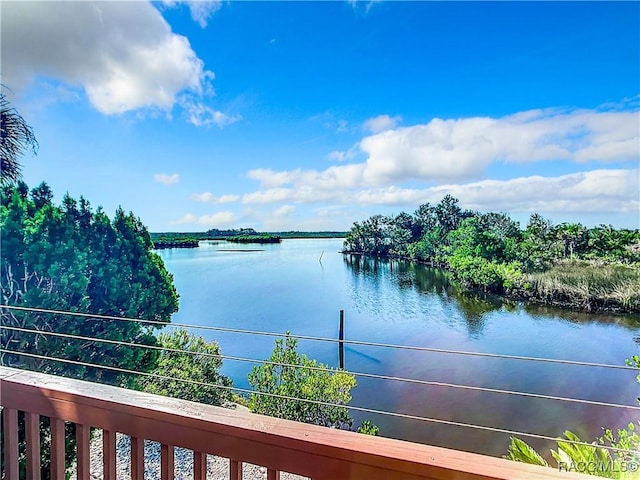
339 310 344 369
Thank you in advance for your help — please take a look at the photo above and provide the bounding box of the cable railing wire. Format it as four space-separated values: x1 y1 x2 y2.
2 324 639 412
2 348 637 458
2 304 636 371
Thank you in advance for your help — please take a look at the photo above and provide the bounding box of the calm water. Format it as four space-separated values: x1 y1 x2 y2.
158 238 640 458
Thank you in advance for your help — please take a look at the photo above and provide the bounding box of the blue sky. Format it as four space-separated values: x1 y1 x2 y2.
3 1 639 231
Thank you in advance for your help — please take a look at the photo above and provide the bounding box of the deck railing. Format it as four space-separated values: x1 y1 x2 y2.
1 366 593 480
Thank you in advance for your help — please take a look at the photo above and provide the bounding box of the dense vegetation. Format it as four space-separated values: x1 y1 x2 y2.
0 181 180 479
248 334 355 429
153 237 200 249
151 229 344 249
151 231 214 248
248 334 378 435
343 195 640 313
227 233 281 244
0 181 179 383
270 231 347 239
142 328 233 406
207 227 259 238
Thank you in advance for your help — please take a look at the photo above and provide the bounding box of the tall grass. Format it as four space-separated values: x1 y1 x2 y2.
518 260 640 312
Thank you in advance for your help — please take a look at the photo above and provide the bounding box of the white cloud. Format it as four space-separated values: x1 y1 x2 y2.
259 205 297 230
154 173 180 185
310 112 349 133
182 99 242 127
247 164 366 190
274 205 296 217
241 168 639 216
348 0 382 14
162 1 221 28
191 192 240 204
174 213 197 224
244 104 639 192
327 144 360 162
175 211 237 227
186 1 222 28
435 169 639 214
359 108 639 185
363 114 402 133
2 1 216 116
337 119 349 133
328 151 347 162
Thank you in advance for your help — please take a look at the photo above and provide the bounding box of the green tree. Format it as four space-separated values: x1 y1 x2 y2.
388 212 417 257
0 183 179 480
556 222 588 258
434 194 468 234
517 214 559 271
343 214 393 256
142 329 233 406
407 227 446 263
0 183 179 385
413 202 438 238
248 334 356 429
587 225 640 263
1 92 38 185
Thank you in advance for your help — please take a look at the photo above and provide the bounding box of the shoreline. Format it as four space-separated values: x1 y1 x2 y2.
342 252 640 315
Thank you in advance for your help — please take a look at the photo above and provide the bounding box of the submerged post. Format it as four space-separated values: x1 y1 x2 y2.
339 310 344 369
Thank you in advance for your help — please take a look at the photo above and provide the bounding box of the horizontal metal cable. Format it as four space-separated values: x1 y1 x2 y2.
2 324 639 412
2 304 636 371
2 348 637 457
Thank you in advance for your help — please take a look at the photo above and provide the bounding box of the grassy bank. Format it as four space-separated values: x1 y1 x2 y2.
514 260 640 313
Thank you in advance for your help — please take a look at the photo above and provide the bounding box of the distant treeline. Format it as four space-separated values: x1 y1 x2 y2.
152 229 345 248
151 229 258 248
153 238 200 249
269 231 346 239
227 234 281 244
343 195 640 313
208 228 258 238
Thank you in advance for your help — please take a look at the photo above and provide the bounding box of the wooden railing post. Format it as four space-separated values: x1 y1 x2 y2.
339 309 345 369
25 412 41 480
103 429 116 480
161 444 175 480
76 424 90 480
2 408 19 480
131 437 145 480
50 418 66 480
230 459 242 480
194 451 207 480
267 468 281 480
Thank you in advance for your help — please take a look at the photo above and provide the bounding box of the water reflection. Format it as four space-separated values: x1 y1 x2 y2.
343 254 505 337
343 253 640 332
159 241 640 459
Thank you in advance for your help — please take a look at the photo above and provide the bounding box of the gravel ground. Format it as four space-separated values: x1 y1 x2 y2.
71 430 309 480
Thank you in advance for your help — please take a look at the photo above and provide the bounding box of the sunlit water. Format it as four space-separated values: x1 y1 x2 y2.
158 238 640 458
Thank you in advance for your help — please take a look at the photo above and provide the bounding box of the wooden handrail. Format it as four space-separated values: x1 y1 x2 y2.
0 367 591 480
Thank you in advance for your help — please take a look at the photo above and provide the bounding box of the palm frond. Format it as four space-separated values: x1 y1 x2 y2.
1 91 38 185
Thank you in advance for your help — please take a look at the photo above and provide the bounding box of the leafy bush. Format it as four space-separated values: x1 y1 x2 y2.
248 334 356 429
507 425 640 479
446 254 502 291
142 328 233 406
357 420 380 436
